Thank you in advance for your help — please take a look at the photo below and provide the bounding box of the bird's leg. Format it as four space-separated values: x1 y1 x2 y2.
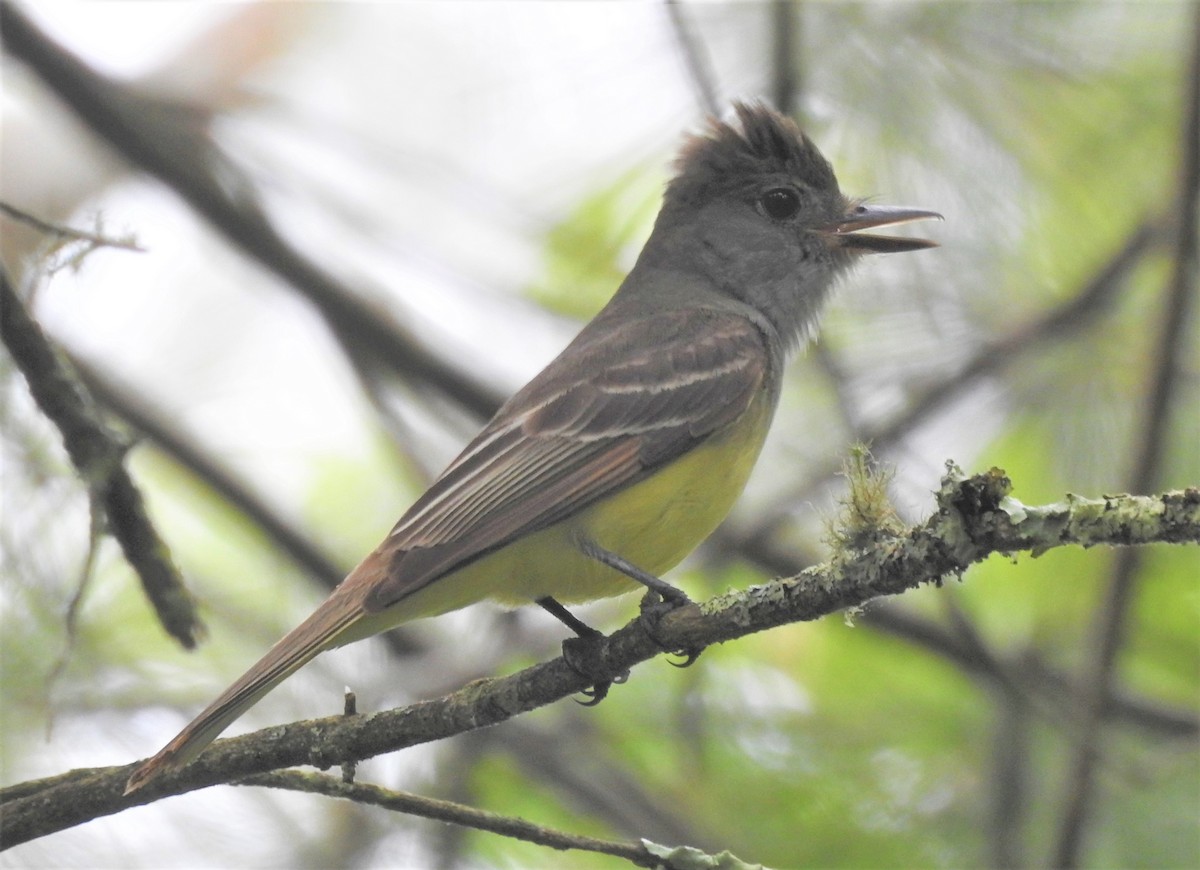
537 595 602 639
577 541 704 668
578 540 691 604
537 596 627 705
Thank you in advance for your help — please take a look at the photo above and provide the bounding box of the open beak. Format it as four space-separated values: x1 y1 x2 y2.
817 204 943 254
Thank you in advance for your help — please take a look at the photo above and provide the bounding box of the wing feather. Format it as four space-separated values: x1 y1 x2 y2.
362 308 769 611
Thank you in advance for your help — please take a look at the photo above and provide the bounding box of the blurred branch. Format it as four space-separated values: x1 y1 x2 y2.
337 344 459 486
0 1 504 421
988 684 1030 869
729 211 1163 556
865 594 1197 868
69 356 345 588
863 604 1199 740
1051 9 1200 866
494 721 709 849
770 0 800 115
0 265 201 648
3 469 1197 846
665 0 721 116
66 354 424 657
809 340 862 435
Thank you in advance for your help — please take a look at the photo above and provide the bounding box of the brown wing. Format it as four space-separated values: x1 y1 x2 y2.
362 307 769 611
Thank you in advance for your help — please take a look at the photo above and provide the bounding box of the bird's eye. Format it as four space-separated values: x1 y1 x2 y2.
758 187 802 221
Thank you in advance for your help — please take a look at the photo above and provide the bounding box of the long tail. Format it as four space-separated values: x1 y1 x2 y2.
124 591 363 795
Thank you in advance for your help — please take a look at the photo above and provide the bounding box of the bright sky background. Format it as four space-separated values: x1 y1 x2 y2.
7 1 958 522
9 3 724 502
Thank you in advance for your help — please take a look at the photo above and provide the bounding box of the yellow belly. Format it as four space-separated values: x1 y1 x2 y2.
387 388 775 619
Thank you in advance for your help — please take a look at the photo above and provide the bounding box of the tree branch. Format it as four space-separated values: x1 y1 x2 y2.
63 353 427 657
0 1 504 421
0 265 201 648
1 469 1195 848
66 355 347 591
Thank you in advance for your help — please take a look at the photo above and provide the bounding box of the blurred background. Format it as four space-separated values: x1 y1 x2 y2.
1 1 1196 867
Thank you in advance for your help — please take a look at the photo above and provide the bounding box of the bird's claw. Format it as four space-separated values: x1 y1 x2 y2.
561 634 627 705
575 670 628 706
637 590 705 667
667 648 703 668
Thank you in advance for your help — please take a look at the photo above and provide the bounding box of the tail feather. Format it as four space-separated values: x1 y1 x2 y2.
124 594 362 795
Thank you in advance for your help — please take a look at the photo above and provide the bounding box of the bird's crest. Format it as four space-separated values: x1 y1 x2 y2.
668 102 838 204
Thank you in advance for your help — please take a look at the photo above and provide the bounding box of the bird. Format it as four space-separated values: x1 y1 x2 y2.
125 101 939 794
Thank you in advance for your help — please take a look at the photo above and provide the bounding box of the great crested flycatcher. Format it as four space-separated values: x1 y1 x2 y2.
125 102 939 794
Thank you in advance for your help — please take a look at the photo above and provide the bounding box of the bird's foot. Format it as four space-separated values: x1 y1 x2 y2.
638 589 705 668
561 631 629 706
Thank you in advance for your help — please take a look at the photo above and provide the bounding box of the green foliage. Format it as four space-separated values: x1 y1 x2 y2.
526 163 663 320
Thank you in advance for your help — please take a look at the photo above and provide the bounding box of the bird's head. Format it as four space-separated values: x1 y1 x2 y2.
647 102 941 347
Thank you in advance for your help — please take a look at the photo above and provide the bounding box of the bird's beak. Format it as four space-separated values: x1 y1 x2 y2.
816 204 943 254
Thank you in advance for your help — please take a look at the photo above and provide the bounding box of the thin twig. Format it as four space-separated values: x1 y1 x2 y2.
42 494 105 736
0 201 145 252
240 771 658 866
